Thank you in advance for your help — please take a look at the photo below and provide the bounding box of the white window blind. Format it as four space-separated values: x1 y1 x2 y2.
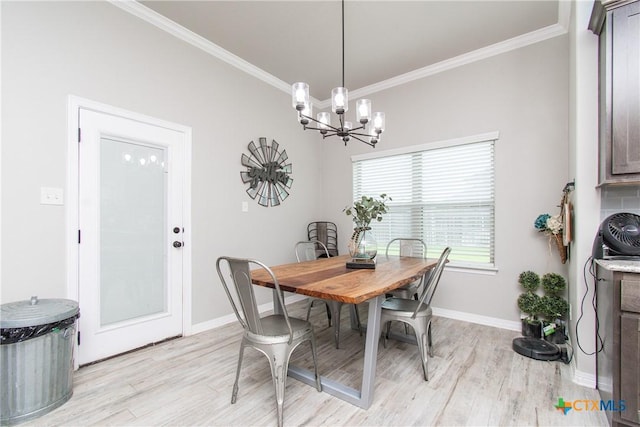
352 138 495 268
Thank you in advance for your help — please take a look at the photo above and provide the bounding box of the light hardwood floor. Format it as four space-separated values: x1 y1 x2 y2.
26 300 608 426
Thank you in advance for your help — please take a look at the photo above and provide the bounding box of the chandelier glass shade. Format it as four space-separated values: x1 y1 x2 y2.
291 1 385 147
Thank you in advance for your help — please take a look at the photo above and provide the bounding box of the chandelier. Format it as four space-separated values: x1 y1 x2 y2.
291 0 385 147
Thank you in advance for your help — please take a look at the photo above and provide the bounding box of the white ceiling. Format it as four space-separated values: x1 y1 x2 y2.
136 1 562 102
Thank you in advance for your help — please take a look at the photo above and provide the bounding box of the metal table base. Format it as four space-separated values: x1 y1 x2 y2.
273 291 383 409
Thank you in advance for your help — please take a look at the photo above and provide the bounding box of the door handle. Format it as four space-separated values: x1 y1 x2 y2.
173 241 183 248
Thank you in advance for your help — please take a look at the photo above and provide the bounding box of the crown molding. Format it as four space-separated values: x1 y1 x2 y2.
342 23 568 106
558 0 572 32
107 0 323 104
111 1 567 110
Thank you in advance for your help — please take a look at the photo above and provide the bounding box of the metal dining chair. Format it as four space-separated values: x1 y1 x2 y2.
385 238 429 300
296 240 330 263
295 240 362 349
216 256 322 427
380 247 451 381
307 221 339 257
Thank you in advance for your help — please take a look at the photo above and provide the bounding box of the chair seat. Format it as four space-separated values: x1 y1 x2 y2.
381 297 432 318
387 280 420 298
246 315 313 343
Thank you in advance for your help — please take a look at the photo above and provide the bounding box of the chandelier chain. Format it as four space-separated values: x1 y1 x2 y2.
341 0 345 88
290 0 385 147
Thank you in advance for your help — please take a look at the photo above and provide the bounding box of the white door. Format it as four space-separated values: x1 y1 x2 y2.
77 108 185 365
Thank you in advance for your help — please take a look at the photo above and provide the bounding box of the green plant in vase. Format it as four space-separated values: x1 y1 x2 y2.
517 271 543 338
344 194 391 260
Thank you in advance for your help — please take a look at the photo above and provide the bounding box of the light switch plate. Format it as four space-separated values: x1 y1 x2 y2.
41 187 64 205
241 201 249 212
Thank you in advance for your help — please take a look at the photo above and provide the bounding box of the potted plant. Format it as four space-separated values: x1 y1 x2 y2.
539 273 569 343
343 194 391 260
517 271 542 338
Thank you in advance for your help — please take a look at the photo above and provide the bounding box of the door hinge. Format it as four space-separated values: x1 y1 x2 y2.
77 330 81 346
78 230 81 244
78 128 81 143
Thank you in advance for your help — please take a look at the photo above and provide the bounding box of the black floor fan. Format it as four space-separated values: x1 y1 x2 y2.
592 212 640 259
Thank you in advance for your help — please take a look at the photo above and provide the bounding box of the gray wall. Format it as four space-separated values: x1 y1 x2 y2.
320 35 571 326
568 0 601 385
1 1 323 324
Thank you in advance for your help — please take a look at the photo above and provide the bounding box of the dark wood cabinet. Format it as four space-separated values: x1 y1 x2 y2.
596 264 640 427
590 1 640 185
620 313 640 424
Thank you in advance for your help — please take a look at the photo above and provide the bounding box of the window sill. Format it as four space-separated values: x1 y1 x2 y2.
445 263 498 275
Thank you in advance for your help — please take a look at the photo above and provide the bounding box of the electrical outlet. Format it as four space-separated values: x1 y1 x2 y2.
40 187 64 205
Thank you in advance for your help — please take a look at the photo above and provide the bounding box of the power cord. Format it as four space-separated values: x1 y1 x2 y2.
560 338 574 364
574 256 604 355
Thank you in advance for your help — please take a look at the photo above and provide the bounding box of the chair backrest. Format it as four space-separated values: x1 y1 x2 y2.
307 222 338 256
413 247 451 318
295 240 330 262
216 256 293 342
385 238 427 258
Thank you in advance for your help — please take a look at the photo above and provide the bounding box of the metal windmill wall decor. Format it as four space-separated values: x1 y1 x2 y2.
240 137 293 207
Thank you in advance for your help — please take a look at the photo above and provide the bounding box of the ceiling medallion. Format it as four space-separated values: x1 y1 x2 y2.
240 137 293 207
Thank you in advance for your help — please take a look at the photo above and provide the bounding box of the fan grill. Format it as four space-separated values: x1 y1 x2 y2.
606 213 640 248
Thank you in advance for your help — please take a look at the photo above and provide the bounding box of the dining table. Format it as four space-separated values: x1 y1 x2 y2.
250 254 438 409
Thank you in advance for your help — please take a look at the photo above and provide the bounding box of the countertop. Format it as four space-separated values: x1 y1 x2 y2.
595 259 640 273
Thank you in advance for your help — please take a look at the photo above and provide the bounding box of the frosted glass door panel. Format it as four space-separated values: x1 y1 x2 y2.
100 137 167 326
77 106 185 365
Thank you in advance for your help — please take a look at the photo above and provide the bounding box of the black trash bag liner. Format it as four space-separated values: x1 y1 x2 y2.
1 314 79 345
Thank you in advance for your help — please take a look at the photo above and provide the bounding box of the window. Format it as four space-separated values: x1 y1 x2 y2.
352 133 496 269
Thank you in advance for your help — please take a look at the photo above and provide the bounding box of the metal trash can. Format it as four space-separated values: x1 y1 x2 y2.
0 297 79 426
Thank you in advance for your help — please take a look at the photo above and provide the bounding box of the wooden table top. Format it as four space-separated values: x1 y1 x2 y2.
251 255 439 304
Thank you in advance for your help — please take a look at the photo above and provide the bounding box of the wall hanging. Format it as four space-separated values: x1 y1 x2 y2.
240 137 293 207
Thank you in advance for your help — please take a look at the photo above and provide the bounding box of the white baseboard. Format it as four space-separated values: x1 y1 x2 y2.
432 307 522 331
573 367 597 389
191 299 520 335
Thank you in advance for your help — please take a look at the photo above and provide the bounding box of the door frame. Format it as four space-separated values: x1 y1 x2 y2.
66 95 193 366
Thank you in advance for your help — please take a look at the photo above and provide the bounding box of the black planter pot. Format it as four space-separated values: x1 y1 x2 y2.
521 319 542 338
543 321 567 344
